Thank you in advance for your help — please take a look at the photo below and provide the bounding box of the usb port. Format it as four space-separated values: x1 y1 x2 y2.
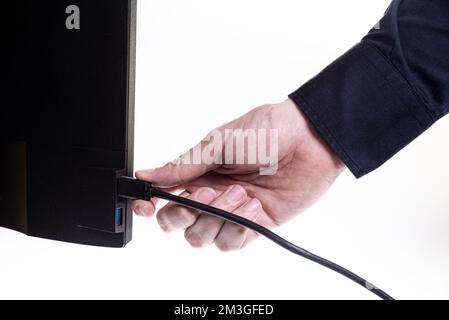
116 208 123 226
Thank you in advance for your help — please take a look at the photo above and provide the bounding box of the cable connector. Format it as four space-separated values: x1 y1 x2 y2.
117 177 153 201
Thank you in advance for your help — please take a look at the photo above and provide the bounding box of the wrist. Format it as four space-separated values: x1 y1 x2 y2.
282 99 346 174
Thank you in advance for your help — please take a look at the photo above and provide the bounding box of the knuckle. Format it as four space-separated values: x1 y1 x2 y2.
256 104 274 112
178 207 197 225
157 207 196 233
195 187 217 203
251 198 262 209
156 208 176 232
156 213 171 233
230 184 247 197
234 226 248 236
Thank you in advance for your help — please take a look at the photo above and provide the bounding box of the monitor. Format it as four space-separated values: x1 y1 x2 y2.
1 0 137 247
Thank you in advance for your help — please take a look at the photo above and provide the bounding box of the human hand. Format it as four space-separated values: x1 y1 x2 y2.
134 99 345 251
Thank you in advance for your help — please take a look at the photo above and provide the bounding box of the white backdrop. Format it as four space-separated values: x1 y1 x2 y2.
1 0 448 300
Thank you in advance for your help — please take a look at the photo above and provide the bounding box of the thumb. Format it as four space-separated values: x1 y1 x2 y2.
136 140 222 188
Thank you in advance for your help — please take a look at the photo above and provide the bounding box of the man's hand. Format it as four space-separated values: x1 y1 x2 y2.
134 99 345 251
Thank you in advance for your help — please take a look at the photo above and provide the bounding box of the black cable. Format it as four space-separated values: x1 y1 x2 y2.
118 177 394 300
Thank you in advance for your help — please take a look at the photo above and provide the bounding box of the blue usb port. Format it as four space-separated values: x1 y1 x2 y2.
116 208 123 226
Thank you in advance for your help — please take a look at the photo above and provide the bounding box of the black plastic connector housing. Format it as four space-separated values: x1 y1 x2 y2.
117 177 152 201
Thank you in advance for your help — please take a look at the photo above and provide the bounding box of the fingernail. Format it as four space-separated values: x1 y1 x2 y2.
196 188 217 203
226 185 245 204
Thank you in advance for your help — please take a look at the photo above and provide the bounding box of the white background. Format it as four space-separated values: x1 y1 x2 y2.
1 0 449 300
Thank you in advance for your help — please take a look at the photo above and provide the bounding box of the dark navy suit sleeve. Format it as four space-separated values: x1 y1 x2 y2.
289 0 449 178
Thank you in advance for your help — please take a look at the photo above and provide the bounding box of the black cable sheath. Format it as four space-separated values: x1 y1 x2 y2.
151 188 394 300
117 177 394 300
